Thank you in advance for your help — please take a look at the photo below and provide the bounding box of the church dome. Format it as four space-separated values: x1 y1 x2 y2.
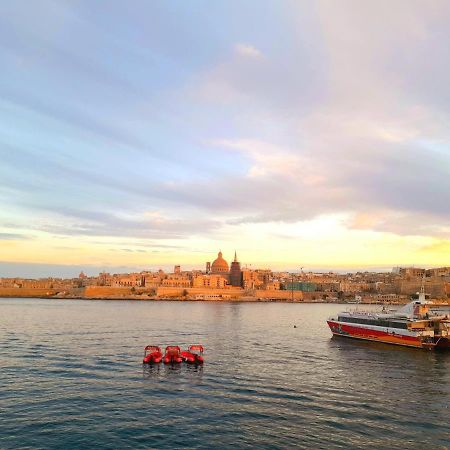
211 251 229 273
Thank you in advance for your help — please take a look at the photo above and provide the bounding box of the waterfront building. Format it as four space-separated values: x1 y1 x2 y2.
314 281 340 292
241 269 264 290
257 269 272 284
286 281 317 292
0 278 19 288
192 274 228 289
426 267 450 277
98 272 113 286
162 275 191 288
142 272 163 289
111 273 144 288
339 281 372 293
264 281 281 290
399 267 426 278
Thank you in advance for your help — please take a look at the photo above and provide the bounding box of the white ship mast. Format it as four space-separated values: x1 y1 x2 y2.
418 273 426 303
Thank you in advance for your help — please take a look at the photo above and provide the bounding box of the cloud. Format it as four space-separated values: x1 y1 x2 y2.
192 39 324 113
419 240 450 254
234 43 263 59
1 1 449 254
146 131 449 238
0 232 31 240
26 206 222 240
348 211 450 239
179 2 450 238
209 139 304 177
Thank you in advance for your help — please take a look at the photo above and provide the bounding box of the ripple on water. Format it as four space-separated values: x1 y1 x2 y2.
1 299 450 449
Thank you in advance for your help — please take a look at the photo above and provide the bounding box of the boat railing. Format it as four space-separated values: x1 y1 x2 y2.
418 330 434 337
345 310 379 319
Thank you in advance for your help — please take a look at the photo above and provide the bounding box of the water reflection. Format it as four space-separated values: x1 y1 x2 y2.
142 363 203 379
142 364 161 378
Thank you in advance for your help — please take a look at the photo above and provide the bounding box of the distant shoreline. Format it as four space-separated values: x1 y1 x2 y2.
0 295 392 305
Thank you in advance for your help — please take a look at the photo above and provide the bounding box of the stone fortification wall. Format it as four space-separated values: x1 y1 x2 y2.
251 290 303 301
83 286 143 298
396 279 447 298
0 288 59 297
0 285 303 301
156 287 303 301
157 286 243 299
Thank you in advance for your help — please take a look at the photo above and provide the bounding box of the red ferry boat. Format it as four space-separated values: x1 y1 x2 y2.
327 288 450 350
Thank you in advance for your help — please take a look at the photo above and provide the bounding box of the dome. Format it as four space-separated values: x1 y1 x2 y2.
211 251 229 273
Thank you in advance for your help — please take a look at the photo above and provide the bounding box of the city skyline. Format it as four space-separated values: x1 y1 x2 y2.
1 1 449 276
2 253 448 303
0 250 447 279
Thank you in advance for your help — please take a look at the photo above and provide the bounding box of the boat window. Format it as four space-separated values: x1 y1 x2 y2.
337 316 407 329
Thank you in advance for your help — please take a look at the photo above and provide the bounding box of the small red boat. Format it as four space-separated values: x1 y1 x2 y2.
181 345 204 364
163 346 183 364
143 345 163 364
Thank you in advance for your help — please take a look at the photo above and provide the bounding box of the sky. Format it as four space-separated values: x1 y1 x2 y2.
0 0 449 277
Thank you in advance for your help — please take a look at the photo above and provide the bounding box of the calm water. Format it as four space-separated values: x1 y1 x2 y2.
1 298 449 449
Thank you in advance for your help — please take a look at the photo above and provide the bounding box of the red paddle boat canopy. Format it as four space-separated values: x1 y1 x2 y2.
163 345 183 364
145 345 161 352
188 345 204 353
142 344 205 364
143 345 163 364
181 344 205 364
165 345 181 352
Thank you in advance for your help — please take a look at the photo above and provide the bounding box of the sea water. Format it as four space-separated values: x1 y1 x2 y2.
1 298 449 449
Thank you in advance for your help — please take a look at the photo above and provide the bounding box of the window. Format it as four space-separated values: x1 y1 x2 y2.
338 316 407 329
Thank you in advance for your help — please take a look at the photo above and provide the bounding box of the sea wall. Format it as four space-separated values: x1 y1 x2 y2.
0 285 302 301
156 286 243 299
0 288 59 297
83 286 149 298
249 290 303 301
156 287 303 301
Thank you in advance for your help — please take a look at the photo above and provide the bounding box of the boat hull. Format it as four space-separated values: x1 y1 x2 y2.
327 320 425 348
143 351 163 364
180 351 204 364
435 337 450 349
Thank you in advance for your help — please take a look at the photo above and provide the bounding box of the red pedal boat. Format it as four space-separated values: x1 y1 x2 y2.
163 346 183 364
181 345 204 364
143 345 163 364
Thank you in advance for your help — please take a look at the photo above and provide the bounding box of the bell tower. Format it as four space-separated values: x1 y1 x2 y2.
229 251 242 287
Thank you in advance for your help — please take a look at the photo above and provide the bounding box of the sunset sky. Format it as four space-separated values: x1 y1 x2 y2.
0 1 449 277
